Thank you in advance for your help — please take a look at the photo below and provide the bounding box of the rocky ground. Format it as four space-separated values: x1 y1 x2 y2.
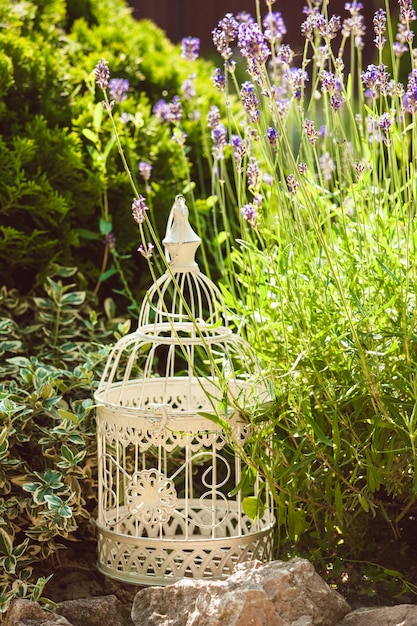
32 527 417 617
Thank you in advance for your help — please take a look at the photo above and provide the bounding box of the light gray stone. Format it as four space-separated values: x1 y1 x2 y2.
335 604 417 626
131 558 351 626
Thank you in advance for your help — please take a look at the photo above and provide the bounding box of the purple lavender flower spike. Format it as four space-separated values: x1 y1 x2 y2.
109 78 129 103
404 69 417 113
237 21 270 65
181 77 197 101
247 157 261 190
304 120 318 145
132 195 149 224
231 135 246 161
278 44 294 66
286 67 308 100
153 99 171 121
207 106 221 130
168 96 183 123
240 82 260 122
105 232 116 252
138 161 152 182
212 67 226 92
399 0 417 23
342 2 366 49
267 127 277 146
373 9 387 50
181 36 200 61
211 123 228 159
240 203 258 227
263 12 287 44
95 59 110 90
361 64 390 97
328 15 342 39
212 13 238 61
286 174 299 195
138 242 154 258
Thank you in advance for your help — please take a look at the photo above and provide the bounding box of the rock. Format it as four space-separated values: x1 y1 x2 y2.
190 587 288 626
3 599 72 626
55 595 133 626
131 558 351 626
132 578 204 626
4 595 133 626
335 604 417 626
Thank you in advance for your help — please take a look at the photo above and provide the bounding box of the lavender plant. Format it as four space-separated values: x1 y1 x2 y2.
202 0 417 561
93 0 417 587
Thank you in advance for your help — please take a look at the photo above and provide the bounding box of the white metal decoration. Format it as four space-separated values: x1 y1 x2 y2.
95 195 275 585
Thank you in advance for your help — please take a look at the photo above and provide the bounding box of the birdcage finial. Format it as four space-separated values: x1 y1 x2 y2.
162 195 201 271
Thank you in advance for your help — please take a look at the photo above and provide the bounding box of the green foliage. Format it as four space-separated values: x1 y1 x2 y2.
2 0 417 609
88 2 417 596
191 1 417 578
0 0 221 303
0 264 120 613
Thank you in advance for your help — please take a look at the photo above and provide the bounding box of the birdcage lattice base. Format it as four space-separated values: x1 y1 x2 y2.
96 500 275 585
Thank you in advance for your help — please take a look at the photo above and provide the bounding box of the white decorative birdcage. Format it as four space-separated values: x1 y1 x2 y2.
95 195 275 585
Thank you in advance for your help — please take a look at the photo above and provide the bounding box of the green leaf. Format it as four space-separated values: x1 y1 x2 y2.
5 357 30 368
3 555 16 574
99 218 112 235
103 135 116 161
60 444 74 463
82 128 98 143
335 482 343 521
93 102 103 133
43 494 64 508
242 496 265 520
214 231 229 246
76 228 101 241
99 267 118 282
0 340 23 352
104 297 116 320
43 495 72 518
73 449 86 463
358 493 370 513
198 412 232 436
51 266 78 278
60 291 86 306
33 297 52 309
0 528 13 556
12 538 29 558
22 482 41 494
375 257 401 284
37 469 64 488
57 409 78 423
308 420 334 447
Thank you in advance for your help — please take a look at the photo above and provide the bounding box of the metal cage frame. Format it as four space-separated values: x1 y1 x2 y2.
95 195 275 585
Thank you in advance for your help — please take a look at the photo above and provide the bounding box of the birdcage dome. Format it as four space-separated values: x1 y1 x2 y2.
95 195 271 439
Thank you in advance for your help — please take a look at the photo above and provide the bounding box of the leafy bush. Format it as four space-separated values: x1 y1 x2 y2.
0 0 220 304
0 265 124 612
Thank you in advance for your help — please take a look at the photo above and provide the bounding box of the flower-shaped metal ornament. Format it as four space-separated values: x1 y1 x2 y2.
126 469 178 525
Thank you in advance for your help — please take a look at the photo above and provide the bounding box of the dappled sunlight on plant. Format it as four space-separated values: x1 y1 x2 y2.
89 0 417 596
